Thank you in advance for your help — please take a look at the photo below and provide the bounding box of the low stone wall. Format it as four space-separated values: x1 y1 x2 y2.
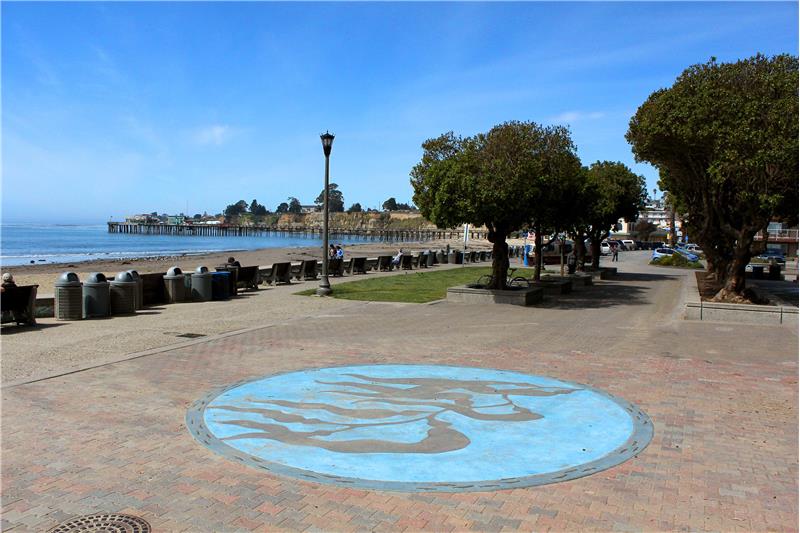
447 285 543 306
532 278 573 294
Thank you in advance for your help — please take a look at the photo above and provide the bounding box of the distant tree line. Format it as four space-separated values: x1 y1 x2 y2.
219 184 417 221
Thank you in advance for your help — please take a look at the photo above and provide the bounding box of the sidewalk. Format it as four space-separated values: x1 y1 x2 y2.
2 252 797 531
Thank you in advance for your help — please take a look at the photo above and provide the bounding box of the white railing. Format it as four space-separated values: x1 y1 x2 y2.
755 228 799 240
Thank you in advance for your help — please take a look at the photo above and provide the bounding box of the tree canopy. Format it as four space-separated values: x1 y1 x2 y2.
627 53 798 300
583 162 647 267
315 183 345 213
347 202 363 213
224 200 248 218
249 199 269 217
287 197 302 214
411 120 581 289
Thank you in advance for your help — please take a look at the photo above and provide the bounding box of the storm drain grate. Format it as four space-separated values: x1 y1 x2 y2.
48 513 151 533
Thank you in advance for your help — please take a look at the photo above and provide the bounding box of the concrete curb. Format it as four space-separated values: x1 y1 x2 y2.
683 272 798 326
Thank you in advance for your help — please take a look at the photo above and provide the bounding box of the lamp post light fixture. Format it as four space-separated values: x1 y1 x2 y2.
317 131 335 296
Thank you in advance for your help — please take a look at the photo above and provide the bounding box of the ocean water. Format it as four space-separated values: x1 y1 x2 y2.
0 224 377 267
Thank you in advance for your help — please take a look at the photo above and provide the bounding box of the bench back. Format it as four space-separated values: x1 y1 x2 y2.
1 284 38 312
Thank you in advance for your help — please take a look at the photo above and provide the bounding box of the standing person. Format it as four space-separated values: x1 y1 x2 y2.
329 244 337 259
226 256 241 267
567 250 577 274
336 245 344 259
611 243 619 262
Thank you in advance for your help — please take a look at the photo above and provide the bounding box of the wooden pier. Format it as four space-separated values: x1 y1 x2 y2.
107 223 487 242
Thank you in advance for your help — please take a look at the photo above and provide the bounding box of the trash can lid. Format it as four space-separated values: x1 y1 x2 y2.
212 271 230 278
85 272 108 284
55 272 81 286
166 266 183 277
126 269 140 280
114 271 135 283
195 266 209 274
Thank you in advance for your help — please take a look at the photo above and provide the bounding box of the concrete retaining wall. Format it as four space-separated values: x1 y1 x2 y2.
447 285 543 306
683 273 798 326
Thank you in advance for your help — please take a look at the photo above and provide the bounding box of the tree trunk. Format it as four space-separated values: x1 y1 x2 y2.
590 233 601 269
712 231 753 302
487 225 509 290
533 227 543 281
574 233 587 271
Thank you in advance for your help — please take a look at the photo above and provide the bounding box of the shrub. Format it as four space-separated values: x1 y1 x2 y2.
651 253 703 269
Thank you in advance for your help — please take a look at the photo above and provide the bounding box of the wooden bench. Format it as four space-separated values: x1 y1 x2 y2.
236 266 260 290
295 259 318 281
1 285 39 326
377 255 394 271
351 257 368 274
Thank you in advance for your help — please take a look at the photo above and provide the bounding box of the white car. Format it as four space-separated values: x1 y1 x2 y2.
600 242 611 255
621 239 636 250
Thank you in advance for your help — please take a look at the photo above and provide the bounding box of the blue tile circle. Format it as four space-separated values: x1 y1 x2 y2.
187 364 653 492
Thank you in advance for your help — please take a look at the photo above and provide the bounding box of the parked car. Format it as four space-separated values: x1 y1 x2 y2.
651 248 675 261
600 242 611 255
685 244 703 254
621 239 636 250
674 248 700 262
757 249 786 264
652 247 700 263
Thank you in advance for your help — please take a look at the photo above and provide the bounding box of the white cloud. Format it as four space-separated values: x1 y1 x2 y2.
192 125 234 146
549 111 605 123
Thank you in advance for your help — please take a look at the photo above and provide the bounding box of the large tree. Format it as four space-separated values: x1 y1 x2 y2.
249 199 269 217
411 120 581 289
224 200 248 218
583 162 647 269
627 54 798 301
382 197 398 211
287 197 302 214
315 183 345 213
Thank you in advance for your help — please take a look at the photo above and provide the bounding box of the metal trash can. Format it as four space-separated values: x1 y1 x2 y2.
436 250 445 264
83 272 110 318
55 272 83 320
211 271 231 300
426 250 435 267
110 271 137 315
191 266 213 302
163 266 185 303
126 270 144 310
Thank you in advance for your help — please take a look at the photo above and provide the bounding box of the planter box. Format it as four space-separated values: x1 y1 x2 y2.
530 278 572 295
569 273 593 286
447 285 543 306
685 301 798 326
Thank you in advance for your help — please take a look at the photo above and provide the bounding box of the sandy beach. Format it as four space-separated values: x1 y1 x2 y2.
2 236 497 295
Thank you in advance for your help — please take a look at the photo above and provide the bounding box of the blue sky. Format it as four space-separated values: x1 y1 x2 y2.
2 2 797 223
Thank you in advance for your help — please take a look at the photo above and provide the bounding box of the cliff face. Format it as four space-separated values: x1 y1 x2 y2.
276 212 439 230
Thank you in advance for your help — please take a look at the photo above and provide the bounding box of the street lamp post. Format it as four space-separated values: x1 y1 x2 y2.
317 131 335 296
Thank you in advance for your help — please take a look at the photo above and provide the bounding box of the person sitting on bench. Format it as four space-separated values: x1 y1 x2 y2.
391 249 403 267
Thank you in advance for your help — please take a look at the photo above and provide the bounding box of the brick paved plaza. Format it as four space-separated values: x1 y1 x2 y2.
2 253 798 531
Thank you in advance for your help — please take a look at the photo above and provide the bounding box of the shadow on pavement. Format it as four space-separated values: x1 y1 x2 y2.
539 282 650 309
1 322 66 335
612 272 681 283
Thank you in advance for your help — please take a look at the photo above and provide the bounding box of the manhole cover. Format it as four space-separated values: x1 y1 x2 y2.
188 364 653 492
48 513 151 533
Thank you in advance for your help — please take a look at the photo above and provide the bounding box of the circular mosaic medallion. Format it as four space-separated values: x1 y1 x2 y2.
187 365 652 492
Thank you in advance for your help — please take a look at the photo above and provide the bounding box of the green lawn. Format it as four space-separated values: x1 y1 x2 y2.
296 266 539 303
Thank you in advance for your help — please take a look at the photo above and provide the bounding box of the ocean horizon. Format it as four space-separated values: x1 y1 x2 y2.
0 223 376 267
